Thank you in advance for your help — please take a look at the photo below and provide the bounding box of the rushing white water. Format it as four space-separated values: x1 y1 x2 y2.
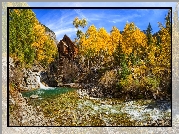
36 75 56 90
77 99 171 126
36 75 49 89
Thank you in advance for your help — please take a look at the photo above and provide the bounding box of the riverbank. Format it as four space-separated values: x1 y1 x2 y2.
9 88 171 126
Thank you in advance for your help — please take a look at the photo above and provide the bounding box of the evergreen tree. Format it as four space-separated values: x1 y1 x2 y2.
165 9 172 34
146 22 153 45
9 9 37 67
9 9 57 68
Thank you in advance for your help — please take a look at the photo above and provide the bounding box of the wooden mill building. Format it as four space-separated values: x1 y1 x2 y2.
57 34 78 60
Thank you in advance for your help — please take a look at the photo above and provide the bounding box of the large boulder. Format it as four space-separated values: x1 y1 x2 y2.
30 94 39 99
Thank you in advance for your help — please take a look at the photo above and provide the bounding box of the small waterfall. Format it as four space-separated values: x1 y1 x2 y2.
36 74 56 90
36 75 47 89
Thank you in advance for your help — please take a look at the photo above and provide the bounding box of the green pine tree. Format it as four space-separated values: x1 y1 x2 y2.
165 9 172 34
146 22 153 45
9 9 37 67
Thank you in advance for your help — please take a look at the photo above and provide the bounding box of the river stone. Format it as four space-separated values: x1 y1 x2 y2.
30 95 39 99
58 82 63 86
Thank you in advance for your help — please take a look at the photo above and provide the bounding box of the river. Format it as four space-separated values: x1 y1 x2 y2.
20 86 171 126
21 87 76 99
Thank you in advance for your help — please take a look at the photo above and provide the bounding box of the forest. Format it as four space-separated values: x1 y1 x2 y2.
8 7 173 126
72 15 171 100
9 9 57 68
9 9 171 99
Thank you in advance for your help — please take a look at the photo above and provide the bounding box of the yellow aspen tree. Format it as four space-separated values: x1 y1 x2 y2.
32 19 57 67
110 26 122 56
98 27 110 56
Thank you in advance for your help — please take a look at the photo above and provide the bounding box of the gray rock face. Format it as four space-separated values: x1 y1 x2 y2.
46 31 58 45
9 58 42 91
26 76 37 85
20 68 41 91
9 57 59 91
31 64 43 72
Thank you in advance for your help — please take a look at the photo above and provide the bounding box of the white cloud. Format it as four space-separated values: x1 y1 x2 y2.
74 9 91 23
54 28 77 41
39 10 77 41
28 2 177 41
108 13 141 23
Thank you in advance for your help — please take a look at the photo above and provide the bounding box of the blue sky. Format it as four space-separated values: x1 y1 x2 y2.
28 2 176 41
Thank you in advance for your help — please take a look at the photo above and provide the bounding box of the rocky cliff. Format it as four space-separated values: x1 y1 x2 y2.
9 56 60 91
9 57 42 91
41 23 58 45
9 24 59 91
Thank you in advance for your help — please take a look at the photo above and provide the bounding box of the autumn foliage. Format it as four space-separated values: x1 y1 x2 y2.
9 8 171 99
9 9 57 68
74 10 171 99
